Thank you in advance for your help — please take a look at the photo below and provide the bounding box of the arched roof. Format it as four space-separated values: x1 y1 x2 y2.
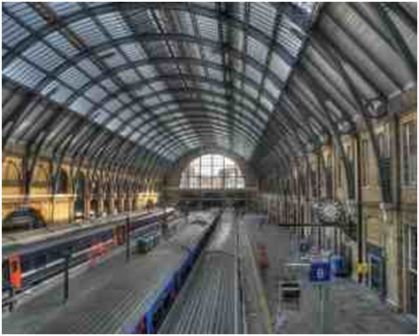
2 2 417 178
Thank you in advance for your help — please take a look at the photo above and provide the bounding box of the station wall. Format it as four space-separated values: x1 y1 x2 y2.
258 97 417 315
2 152 160 227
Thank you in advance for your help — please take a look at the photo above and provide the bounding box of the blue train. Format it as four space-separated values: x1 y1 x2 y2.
2 209 175 295
122 211 220 334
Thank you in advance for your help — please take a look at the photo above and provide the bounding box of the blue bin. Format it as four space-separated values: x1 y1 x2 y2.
330 255 345 276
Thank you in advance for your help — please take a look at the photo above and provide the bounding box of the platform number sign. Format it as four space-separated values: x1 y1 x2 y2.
310 261 331 282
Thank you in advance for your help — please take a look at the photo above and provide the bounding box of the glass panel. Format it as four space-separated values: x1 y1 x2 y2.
3 58 46 89
3 13 31 48
68 17 108 47
179 154 245 190
22 42 64 72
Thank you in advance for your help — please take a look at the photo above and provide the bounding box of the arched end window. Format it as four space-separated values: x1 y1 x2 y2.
180 154 245 190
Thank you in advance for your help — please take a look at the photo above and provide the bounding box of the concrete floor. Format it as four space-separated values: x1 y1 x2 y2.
242 214 417 334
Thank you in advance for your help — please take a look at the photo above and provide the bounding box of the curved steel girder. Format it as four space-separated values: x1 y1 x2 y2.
285 89 329 133
301 50 362 120
71 106 187 168
4 2 297 69
126 121 290 181
319 37 393 203
287 83 333 130
252 100 310 164
297 65 357 199
75 109 260 188
69 127 148 186
322 9 405 90
72 123 167 185
298 61 360 132
105 145 163 181
82 72 277 129
80 74 282 156
256 141 292 174
130 118 260 161
280 96 324 142
94 120 258 174
3 91 42 150
24 106 66 195
108 137 209 186
87 85 273 148
3 5 278 165
252 94 312 160
62 69 279 171
40 46 284 107
291 74 341 127
112 152 169 187
108 104 267 152
96 86 268 130
89 110 264 172
71 86 288 175
110 124 278 186
310 31 387 98
4 6 192 158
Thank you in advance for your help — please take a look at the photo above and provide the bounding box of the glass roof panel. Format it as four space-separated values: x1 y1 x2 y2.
97 12 133 39
101 49 127 68
77 58 102 78
3 58 46 89
59 66 90 90
120 43 147 62
247 36 269 64
85 85 107 102
68 17 108 47
9 2 406 167
196 15 218 40
118 69 141 84
22 42 65 72
44 31 79 57
249 2 276 36
104 99 122 113
5 3 46 30
48 2 81 16
49 85 74 103
70 96 93 115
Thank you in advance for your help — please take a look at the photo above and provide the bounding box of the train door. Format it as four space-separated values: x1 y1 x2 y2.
113 225 126 245
9 255 22 290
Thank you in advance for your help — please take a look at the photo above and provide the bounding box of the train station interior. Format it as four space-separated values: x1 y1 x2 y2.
2 2 417 334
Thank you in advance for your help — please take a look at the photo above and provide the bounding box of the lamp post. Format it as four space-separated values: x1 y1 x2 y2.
125 215 131 262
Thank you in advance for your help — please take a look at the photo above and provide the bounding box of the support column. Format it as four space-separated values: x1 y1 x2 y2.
98 197 104 216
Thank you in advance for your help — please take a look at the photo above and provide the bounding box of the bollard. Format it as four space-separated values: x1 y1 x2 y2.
63 250 71 303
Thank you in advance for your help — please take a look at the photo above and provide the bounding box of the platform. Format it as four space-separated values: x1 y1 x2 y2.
2 222 209 334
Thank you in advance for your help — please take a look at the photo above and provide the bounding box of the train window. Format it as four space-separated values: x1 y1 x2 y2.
3 260 10 283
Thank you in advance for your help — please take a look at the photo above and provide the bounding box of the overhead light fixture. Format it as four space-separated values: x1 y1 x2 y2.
337 120 354 134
